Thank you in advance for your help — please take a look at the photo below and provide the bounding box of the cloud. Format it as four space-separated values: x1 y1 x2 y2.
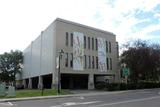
0 0 159 53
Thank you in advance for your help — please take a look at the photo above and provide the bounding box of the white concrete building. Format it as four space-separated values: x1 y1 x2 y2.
22 18 120 89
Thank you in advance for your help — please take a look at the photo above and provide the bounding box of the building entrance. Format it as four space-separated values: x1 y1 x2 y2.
61 74 88 89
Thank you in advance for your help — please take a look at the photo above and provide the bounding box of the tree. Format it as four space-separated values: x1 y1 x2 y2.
121 40 160 83
0 50 23 86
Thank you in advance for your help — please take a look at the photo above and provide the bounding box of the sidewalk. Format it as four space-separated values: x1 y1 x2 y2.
0 90 125 102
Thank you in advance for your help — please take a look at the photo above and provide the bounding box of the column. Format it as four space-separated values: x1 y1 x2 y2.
88 74 95 90
28 78 32 89
38 76 43 89
52 72 58 89
22 79 26 89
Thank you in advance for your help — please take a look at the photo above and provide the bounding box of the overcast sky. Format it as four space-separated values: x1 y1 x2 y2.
0 0 159 54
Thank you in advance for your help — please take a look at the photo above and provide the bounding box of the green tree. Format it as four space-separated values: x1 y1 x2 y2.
121 40 160 83
0 50 23 86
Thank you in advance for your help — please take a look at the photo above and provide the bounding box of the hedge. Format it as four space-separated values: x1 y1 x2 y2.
95 82 160 91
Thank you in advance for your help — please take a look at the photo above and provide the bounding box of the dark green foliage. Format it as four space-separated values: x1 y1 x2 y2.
95 82 160 91
121 40 160 83
0 50 23 85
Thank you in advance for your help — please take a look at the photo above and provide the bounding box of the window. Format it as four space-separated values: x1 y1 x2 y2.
92 56 94 69
109 42 111 53
110 58 112 70
65 32 68 46
106 41 108 53
71 33 73 47
88 37 90 49
84 55 87 68
88 55 91 68
70 53 73 68
116 42 119 58
84 36 86 49
107 58 109 70
92 38 94 50
96 56 98 69
65 53 68 67
95 38 98 50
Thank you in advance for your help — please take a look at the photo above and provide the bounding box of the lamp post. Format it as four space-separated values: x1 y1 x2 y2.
57 49 64 94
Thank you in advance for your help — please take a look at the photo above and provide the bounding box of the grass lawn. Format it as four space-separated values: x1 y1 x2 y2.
0 89 71 98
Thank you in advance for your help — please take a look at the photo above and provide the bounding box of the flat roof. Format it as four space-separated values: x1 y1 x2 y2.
55 18 116 36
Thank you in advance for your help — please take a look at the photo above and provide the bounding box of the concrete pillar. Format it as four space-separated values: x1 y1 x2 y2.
38 76 43 89
88 74 95 90
52 72 58 89
28 78 32 89
22 79 26 89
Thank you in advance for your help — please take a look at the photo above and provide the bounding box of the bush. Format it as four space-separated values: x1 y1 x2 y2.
95 82 106 90
95 81 160 91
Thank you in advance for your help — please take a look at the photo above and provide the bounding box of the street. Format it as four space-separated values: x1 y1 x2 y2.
1 89 160 107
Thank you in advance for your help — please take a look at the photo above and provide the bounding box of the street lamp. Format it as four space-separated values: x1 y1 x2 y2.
57 49 64 94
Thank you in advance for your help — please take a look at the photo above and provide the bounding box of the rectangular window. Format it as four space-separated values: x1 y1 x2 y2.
88 37 90 49
84 36 86 49
107 58 109 70
96 56 98 69
84 55 87 69
109 42 111 53
106 41 108 53
89 55 91 68
65 32 68 46
71 33 73 47
92 56 94 69
70 53 73 68
116 42 119 58
65 53 68 67
95 38 98 50
110 58 112 70
92 38 94 50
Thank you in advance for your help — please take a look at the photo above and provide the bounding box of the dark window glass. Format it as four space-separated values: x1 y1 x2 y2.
96 56 98 69
88 37 90 49
89 56 91 68
109 42 111 53
107 58 109 70
116 42 119 58
71 33 73 47
92 56 94 69
84 55 87 68
106 41 108 53
70 53 73 68
110 58 112 70
65 53 68 67
95 39 98 50
92 38 94 50
84 36 86 49
66 32 68 46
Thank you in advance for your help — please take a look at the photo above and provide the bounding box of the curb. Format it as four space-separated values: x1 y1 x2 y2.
0 91 125 102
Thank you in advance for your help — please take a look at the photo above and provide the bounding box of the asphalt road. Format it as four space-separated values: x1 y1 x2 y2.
1 89 160 107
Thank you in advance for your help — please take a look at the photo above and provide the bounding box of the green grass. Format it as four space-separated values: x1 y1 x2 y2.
0 89 71 98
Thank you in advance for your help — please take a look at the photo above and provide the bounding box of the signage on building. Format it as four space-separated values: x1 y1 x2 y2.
98 37 107 72
73 32 84 70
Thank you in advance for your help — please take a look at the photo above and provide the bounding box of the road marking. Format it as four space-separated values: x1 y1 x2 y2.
90 96 160 107
51 101 102 107
79 96 84 99
0 102 14 106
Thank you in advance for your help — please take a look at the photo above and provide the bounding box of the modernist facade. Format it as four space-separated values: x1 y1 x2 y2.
22 18 120 89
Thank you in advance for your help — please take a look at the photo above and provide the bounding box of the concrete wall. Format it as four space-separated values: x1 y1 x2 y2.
23 21 56 79
55 19 118 77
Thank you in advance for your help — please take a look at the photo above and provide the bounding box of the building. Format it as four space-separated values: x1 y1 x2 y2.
22 18 120 89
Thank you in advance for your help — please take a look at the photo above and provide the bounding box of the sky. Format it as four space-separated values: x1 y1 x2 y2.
0 0 159 54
